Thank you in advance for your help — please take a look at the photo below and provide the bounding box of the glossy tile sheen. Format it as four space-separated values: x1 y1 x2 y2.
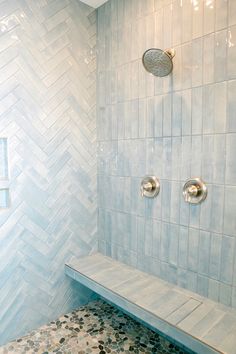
0 300 188 354
0 0 97 346
66 254 236 354
97 0 236 309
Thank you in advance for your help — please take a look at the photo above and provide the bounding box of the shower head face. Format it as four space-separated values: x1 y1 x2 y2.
142 48 174 77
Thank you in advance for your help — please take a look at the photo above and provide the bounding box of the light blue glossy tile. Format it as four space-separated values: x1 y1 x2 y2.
111 104 118 139
233 242 236 286
202 135 214 183
147 96 163 137
130 177 145 216
0 138 8 179
192 38 203 87
219 283 232 307
209 233 222 280
172 0 182 46
0 189 9 208
203 33 214 85
227 80 236 132
181 136 191 181
172 46 182 92
203 0 215 35
214 82 227 133
138 99 147 138
144 218 153 257
98 141 117 175
161 180 171 222
203 84 214 134
129 215 138 253
137 216 145 255
179 191 190 226
152 220 161 259
182 0 192 44
160 222 170 262
186 270 198 293
169 223 179 267
200 184 212 231
171 137 181 180
182 43 192 89
198 231 211 276
163 94 172 137
172 94 182 136
215 30 227 82
125 100 139 138
163 4 172 49
228 25 236 79
213 135 226 184
145 188 162 220
177 268 188 289
229 0 236 26
210 185 224 233
208 279 220 303
220 235 235 285
197 275 209 297
192 86 203 135
146 138 163 178
191 135 202 177
170 181 180 224
188 228 199 272
215 0 228 30
232 287 236 308
117 102 125 139
178 226 189 269
150 257 161 278
225 134 236 185
189 204 201 229
131 139 146 177
224 188 236 236
182 89 192 135
162 138 172 179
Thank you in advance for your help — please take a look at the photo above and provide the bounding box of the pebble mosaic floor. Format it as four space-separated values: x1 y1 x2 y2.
0 300 189 354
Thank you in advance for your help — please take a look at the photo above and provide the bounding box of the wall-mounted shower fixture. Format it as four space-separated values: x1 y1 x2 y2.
183 178 207 204
141 176 160 198
142 48 176 77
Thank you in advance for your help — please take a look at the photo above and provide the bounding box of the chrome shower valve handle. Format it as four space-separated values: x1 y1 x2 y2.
140 176 160 198
183 178 207 204
141 181 153 197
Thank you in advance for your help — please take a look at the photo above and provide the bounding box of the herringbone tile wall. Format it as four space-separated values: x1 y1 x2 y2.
0 0 97 345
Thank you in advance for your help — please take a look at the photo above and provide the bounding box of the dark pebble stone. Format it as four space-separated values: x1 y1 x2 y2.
59 338 65 344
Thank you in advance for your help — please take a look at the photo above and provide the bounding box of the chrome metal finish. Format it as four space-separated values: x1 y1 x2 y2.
141 176 160 198
142 48 175 77
183 178 207 204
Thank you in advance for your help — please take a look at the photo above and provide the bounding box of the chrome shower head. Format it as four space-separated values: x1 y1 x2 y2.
142 48 175 77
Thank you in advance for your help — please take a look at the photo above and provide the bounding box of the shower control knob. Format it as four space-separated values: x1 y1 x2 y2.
187 185 198 197
141 176 160 198
183 178 207 204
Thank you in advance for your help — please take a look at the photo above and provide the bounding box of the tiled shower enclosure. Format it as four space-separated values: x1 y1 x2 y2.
0 0 236 349
97 0 236 309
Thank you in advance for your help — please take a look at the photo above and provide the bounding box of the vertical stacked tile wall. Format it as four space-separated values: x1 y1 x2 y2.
97 0 236 308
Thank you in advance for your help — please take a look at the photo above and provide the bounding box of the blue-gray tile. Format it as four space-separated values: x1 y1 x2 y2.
224 186 236 236
226 134 236 183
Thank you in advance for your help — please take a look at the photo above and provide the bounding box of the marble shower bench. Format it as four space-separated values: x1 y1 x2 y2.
65 253 236 354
